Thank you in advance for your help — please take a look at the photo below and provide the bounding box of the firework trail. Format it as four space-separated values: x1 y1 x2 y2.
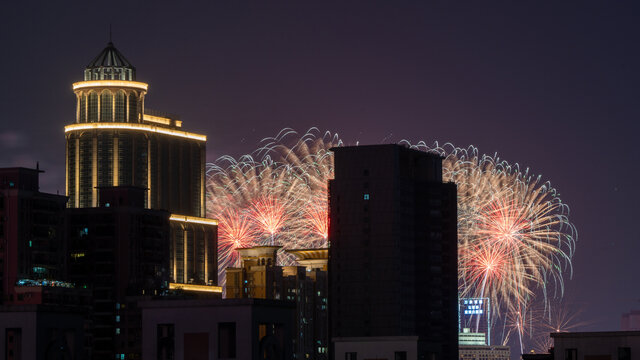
206 128 339 283
250 195 288 243
206 129 577 350
404 142 576 351
217 208 257 268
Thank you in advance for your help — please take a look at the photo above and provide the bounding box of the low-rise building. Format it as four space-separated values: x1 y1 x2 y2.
140 298 295 360
459 345 510 360
550 331 640 360
0 304 87 360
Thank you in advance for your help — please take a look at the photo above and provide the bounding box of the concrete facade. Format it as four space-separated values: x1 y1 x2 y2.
550 331 640 360
140 298 295 360
333 336 418 360
0 305 86 360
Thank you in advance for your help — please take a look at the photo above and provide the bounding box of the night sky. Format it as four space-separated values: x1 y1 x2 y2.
2 1 639 337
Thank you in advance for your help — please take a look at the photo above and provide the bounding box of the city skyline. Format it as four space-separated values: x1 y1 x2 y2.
1 0 639 343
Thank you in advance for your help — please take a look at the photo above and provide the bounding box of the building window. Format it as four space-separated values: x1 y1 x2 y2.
157 324 174 360
88 92 98 122
565 348 577 360
5 328 22 360
128 93 138 122
218 322 236 358
115 91 126 122
619 347 631 360
101 90 113 122
345 352 357 360
79 95 87 123
395 351 407 360
363 194 369 200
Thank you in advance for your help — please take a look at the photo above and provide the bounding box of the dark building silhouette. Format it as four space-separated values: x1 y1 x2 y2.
328 144 458 360
0 167 91 360
66 186 170 360
0 167 68 304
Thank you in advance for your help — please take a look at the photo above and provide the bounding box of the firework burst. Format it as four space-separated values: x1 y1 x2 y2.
206 128 340 283
206 129 576 350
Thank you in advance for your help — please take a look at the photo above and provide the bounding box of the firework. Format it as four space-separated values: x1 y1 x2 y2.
206 128 340 283
217 208 257 268
206 129 576 351
403 141 576 350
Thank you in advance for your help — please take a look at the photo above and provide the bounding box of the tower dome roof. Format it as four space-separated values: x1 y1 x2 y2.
84 42 136 81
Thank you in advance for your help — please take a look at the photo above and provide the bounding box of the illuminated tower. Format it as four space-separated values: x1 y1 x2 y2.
65 42 205 217
65 42 218 286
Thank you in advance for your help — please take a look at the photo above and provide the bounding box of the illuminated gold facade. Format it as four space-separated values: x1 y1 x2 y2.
65 42 217 286
65 43 206 217
225 246 329 359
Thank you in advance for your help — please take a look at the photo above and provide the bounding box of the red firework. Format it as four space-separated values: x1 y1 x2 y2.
218 208 256 267
250 195 288 239
304 203 328 240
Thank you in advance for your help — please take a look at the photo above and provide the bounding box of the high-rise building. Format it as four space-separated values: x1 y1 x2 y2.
0 167 90 360
328 144 458 360
225 246 329 359
60 42 220 359
0 167 68 304
65 42 205 216
66 186 171 359
64 42 217 286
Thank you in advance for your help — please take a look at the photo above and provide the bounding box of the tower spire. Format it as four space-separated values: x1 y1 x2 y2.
109 24 112 43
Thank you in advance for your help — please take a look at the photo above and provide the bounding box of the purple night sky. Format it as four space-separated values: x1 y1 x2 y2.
2 0 639 339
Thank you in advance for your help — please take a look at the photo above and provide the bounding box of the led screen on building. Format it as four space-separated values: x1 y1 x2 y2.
458 297 491 345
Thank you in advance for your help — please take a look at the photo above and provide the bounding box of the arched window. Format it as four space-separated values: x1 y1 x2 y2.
87 92 98 122
128 92 138 122
101 90 113 122
115 90 126 122
79 94 86 123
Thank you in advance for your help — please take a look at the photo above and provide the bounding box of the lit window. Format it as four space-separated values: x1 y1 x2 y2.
364 194 370 200
115 328 120 335
115 315 120 322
